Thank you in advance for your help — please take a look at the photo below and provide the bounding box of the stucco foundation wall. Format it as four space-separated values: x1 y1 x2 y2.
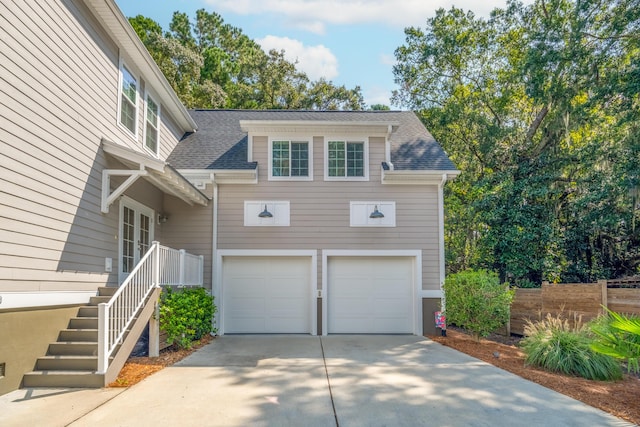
0 306 81 395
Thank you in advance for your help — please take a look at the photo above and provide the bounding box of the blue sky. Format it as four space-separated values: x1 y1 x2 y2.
116 0 533 108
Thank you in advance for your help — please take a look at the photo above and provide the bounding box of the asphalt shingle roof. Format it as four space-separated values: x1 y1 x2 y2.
168 110 457 172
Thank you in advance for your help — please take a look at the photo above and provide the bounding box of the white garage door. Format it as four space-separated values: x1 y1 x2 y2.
328 257 414 334
223 256 311 333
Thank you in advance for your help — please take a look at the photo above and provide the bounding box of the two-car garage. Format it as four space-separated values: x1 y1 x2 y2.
219 251 419 335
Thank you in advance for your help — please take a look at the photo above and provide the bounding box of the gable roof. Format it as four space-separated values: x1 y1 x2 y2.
167 110 457 172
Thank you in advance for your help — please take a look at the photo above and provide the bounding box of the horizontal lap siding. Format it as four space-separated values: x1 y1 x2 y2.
160 192 214 288
0 0 178 292
217 135 442 290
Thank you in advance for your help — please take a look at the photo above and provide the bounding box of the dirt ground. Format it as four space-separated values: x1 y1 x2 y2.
111 332 639 425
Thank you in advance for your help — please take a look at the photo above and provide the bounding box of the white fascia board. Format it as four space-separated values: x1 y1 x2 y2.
240 120 399 136
178 169 258 185
0 291 97 310
381 169 461 185
83 0 197 132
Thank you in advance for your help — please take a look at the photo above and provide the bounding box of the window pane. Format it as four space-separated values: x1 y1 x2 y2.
347 142 364 177
120 96 136 133
120 66 137 133
145 96 159 153
145 123 158 152
291 142 308 177
328 141 345 177
272 141 289 177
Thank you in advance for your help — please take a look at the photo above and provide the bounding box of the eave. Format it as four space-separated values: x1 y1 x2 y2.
81 0 197 132
381 168 461 185
101 139 209 212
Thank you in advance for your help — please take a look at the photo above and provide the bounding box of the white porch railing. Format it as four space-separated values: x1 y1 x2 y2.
97 242 204 374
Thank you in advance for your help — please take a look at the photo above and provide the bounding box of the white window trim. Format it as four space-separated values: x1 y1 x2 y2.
268 137 313 181
324 137 369 181
117 58 139 140
143 89 161 157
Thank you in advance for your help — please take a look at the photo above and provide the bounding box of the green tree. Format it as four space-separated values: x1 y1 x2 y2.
393 0 640 284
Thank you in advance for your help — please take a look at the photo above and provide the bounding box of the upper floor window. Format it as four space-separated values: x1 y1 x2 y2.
144 92 160 156
119 63 138 137
325 139 368 181
268 138 312 181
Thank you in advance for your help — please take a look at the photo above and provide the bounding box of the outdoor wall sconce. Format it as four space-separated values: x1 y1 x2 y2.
258 204 273 218
158 213 169 224
369 205 384 219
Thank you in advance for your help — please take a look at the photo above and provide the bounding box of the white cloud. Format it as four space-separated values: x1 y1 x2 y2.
365 86 393 108
257 35 339 80
379 53 395 67
205 0 536 32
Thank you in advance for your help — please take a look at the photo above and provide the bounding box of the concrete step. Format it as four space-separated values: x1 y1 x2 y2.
68 317 98 329
58 329 98 342
35 355 98 371
98 286 117 297
78 306 98 317
89 295 111 305
22 370 104 388
48 342 98 356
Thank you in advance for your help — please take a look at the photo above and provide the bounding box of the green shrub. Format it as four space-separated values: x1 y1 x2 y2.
443 269 514 341
521 313 622 381
159 287 216 349
590 309 640 374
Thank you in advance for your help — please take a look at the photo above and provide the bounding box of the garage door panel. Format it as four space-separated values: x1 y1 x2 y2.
328 257 414 334
223 256 311 334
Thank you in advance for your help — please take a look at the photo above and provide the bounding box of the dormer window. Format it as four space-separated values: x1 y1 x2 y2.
118 62 138 137
268 138 313 181
325 139 369 181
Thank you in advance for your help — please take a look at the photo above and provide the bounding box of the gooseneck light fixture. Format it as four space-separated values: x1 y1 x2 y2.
258 204 273 218
369 205 384 219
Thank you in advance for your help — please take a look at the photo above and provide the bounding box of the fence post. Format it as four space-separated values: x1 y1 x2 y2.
599 279 608 315
97 302 109 374
179 249 186 286
199 255 204 285
153 241 160 287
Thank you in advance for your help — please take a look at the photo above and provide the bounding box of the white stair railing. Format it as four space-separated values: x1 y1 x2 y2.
97 242 204 374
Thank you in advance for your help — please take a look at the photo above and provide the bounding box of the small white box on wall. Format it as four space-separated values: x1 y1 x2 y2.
244 201 291 226
350 201 396 227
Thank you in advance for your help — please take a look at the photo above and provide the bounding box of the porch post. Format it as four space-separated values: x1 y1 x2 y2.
148 298 160 357
179 249 186 286
97 303 109 374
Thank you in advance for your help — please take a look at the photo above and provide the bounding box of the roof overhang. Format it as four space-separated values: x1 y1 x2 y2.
381 168 461 185
101 139 209 213
239 120 399 137
81 0 197 132
179 169 259 185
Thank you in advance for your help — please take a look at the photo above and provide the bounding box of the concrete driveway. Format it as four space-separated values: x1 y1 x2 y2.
1 335 634 426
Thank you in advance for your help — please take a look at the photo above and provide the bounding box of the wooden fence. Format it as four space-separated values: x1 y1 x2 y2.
509 279 640 336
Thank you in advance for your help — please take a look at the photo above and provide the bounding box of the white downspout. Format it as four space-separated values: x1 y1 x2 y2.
438 173 447 312
211 177 219 334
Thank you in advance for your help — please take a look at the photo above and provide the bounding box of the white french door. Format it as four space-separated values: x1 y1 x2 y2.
119 197 155 283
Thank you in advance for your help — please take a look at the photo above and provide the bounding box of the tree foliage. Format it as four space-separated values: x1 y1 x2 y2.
129 10 365 110
443 270 514 341
393 0 640 285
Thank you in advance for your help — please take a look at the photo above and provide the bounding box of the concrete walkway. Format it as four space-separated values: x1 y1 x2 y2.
0 336 634 427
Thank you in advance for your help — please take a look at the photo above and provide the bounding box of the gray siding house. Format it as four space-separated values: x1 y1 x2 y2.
170 110 458 335
0 0 457 395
